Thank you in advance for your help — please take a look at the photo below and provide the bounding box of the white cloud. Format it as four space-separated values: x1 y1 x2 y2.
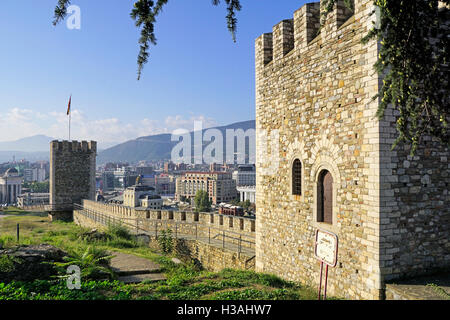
6 108 34 122
0 107 218 145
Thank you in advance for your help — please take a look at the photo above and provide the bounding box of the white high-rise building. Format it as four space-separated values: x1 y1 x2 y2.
23 168 46 183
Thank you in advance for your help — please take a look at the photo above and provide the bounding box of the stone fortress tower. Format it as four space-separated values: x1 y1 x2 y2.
255 0 449 299
49 140 97 216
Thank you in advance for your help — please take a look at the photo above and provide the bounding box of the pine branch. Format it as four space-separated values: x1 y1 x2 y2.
53 0 71 26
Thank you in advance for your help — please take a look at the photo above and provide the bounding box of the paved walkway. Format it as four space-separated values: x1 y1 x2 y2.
386 273 450 300
110 251 166 284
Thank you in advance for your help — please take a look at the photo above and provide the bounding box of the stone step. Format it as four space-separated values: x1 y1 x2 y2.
110 251 162 276
118 273 167 284
113 268 162 277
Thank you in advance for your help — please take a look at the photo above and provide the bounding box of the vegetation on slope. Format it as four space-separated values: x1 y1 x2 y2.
0 209 319 300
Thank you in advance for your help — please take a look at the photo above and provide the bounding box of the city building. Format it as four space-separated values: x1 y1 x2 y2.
209 162 225 172
232 164 256 186
113 167 138 190
136 166 154 176
218 203 244 216
17 193 50 207
164 161 175 173
0 168 23 205
236 186 256 204
154 174 176 195
176 171 237 205
123 185 162 209
101 171 115 191
23 168 46 183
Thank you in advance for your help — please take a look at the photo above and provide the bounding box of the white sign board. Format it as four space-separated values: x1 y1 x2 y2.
314 229 338 267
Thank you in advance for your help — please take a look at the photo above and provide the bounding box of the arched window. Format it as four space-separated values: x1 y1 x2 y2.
292 159 302 196
317 170 333 224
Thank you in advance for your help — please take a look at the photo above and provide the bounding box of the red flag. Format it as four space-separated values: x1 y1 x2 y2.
67 95 72 115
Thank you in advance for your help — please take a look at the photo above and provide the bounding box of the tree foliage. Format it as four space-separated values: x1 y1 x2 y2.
194 190 211 212
53 0 449 152
323 0 449 153
22 181 49 193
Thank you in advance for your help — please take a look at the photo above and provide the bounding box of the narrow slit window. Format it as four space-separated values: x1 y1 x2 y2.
292 159 302 196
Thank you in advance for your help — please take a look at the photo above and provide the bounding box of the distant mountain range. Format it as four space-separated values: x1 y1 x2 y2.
97 120 256 164
0 120 256 164
0 135 54 153
0 135 53 163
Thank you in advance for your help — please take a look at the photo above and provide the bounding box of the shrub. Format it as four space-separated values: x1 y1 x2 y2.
158 229 173 254
0 235 15 248
0 279 131 300
0 255 22 273
54 246 116 281
107 223 133 241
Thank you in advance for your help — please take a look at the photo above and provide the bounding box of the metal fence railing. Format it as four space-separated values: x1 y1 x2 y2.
73 204 255 254
19 203 77 212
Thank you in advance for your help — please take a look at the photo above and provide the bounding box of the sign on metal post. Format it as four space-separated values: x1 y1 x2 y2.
314 229 338 300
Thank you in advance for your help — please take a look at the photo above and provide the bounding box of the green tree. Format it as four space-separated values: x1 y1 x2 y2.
52 0 449 152
23 181 49 193
242 199 251 211
194 190 211 213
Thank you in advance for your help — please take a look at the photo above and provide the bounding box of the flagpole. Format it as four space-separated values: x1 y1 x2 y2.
68 94 72 141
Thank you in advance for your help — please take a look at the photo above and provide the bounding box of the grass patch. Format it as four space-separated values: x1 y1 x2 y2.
0 207 29 216
0 213 320 300
427 284 450 300
0 280 131 300
106 223 133 241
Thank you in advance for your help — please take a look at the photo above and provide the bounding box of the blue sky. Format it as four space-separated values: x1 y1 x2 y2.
0 0 308 145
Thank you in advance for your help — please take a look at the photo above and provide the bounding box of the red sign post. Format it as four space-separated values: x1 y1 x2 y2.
314 229 338 300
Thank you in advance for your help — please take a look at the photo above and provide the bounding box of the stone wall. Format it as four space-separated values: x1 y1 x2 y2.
378 120 450 280
78 200 255 249
79 200 256 248
73 208 256 272
255 0 383 300
255 0 449 300
73 210 105 230
50 141 96 211
148 237 255 272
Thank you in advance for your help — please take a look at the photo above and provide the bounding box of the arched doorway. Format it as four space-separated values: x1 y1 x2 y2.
318 170 333 224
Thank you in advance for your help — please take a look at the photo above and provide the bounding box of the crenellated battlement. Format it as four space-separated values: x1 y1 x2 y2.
50 139 97 212
255 0 450 300
51 140 97 153
256 0 356 66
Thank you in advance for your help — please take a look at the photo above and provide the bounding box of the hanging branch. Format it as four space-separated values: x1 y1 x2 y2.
53 0 241 79
53 0 72 25
52 0 449 153
324 0 449 153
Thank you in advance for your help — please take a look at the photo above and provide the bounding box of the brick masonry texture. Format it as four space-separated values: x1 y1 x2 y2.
255 0 449 300
147 238 255 272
